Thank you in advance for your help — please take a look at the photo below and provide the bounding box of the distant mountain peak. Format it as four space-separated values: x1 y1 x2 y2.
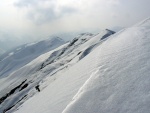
79 33 94 36
49 36 64 42
100 29 115 40
0 36 65 78
105 29 115 34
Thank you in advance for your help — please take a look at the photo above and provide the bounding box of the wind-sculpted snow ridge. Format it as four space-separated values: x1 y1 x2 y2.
62 18 150 113
0 30 115 113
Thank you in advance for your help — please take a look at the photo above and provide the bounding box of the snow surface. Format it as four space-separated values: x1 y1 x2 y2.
0 43 68 113
13 18 150 113
62 18 150 113
0 31 113 112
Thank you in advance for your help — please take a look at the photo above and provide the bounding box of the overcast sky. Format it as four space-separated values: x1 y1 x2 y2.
0 0 150 44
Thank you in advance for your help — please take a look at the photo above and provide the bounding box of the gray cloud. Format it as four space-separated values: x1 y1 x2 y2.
14 0 37 7
15 0 77 25
0 0 150 52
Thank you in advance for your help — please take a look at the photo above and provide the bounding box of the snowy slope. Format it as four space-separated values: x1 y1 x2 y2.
0 37 65 78
62 18 150 113
0 30 115 113
8 31 115 113
0 43 68 113
13 18 150 113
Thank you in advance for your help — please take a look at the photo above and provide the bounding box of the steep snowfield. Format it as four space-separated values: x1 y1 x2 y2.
0 43 68 113
62 18 150 113
12 32 107 113
0 37 65 77
13 18 150 113
0 30 114 113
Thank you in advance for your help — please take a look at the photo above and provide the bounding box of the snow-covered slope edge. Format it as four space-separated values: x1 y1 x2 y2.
62 18 150 113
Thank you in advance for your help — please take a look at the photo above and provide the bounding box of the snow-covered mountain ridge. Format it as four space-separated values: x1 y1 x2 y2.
0 30 115 113
2 17 150 113
3 16 150 113
11 17 150 113
62 18 150 113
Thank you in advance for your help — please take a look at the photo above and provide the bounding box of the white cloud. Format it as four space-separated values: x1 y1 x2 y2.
15 0 78 24
107 0 120 6
0 0 150 50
